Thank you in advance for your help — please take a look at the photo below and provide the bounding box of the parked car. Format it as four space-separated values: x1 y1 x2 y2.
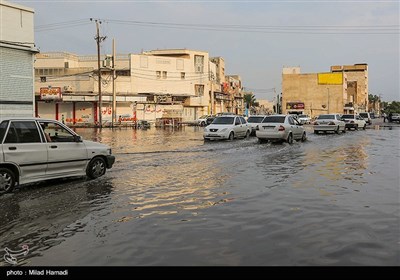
246 115 267 136
197 115 213 126
313 114 346 134
390 113 400 123
341 114 367 130
203 115 250 141
359 112 372 125
297 114 311 124
256 114 306 144
0 118 115 193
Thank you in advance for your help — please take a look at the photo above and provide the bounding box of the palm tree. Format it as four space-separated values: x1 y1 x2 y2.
243 93 257 108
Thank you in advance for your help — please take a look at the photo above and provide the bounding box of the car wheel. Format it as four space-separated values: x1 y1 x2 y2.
86 157 106 179
287 133 293 144
228 132 234 141
335 126 340 134
301 132 307 142
0 168 16 194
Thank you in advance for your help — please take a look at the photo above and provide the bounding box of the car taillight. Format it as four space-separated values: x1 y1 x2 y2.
350 120 354 123
329 121 335 125
278 125 285 131
314 121 319 125
256 125 259 130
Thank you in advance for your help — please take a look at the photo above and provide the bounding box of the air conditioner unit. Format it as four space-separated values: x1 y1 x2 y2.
63 85 73 92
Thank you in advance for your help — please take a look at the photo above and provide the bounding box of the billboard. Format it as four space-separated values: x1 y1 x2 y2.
318 73 343 85
40 87 62 101
286 102 305 110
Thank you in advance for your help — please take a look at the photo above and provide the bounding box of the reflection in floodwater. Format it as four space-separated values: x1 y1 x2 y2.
1 126 399 266
0 179 113 265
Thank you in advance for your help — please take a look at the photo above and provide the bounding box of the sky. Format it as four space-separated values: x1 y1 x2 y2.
12 0 400 101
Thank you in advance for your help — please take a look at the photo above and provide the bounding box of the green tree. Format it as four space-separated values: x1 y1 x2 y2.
383 101 400 113
243 93 257 108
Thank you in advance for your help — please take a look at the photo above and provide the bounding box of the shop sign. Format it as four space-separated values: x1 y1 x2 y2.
286 102 305 110
40 87 62 101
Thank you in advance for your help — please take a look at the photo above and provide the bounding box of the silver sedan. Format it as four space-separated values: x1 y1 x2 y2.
256 114 306 144
313 114 346 134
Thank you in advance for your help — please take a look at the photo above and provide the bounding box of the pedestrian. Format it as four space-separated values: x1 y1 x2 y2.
388 112 393 123
61 114 65 124
118 115 122 124
382 112 387 122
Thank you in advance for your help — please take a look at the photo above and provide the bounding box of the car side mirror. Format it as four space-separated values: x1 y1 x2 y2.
74 135 83 142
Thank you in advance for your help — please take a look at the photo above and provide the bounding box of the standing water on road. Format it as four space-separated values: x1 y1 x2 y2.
0 126 399 265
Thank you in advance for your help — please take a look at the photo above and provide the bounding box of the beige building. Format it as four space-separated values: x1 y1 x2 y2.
34 49 244 125
282 64 368 118
0 0 39 118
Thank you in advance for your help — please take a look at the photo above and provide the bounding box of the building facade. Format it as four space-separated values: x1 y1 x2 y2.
0 0 39 118
282 64 368 118
34 49 244 126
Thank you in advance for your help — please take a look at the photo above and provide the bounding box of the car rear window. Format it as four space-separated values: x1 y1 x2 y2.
262 116 285 123
247 116 265 123
342 114 354 119
212 117 235 125
317 115 334 119
359 113 368 117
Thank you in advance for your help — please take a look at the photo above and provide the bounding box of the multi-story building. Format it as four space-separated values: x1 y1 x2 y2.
0 0 39 118
34 49 244 125
282 64 368 118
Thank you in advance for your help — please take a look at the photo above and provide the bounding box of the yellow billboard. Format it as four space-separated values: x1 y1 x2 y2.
318 73 343 85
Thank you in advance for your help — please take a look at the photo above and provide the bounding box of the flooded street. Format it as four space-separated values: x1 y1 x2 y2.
1 125 399 266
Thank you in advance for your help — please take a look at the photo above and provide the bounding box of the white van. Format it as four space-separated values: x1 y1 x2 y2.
0 118 115 193
359 112 372 125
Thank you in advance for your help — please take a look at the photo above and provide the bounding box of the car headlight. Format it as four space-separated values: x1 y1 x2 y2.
204 127 209 132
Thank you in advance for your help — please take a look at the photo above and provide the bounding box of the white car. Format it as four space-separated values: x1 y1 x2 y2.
313 114 346 134
0 118 115 193
203 115 250 141
197 115 213 127
297 114 311 124
246 115 267 135
341 114 367 130
256 114 306 144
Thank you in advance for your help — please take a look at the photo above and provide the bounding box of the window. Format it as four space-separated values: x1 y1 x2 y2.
195 84 204 96
262 116 286 123
0 121 9 144
64 62 69 68
240 117 247 124
162 71 167 79
4 121 41 144
40 76 46 82
181 72 185 79
235 117 241 125
39 121 75 142
156 71 161 79
194 55 204 73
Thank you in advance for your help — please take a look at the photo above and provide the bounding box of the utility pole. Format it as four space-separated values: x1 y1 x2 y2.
91 18 106 127
112 39 116 127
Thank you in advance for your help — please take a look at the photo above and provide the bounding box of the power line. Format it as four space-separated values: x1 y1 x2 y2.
35 18 399 35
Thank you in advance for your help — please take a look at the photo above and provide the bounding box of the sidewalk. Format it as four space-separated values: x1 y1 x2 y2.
370 118 400 128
